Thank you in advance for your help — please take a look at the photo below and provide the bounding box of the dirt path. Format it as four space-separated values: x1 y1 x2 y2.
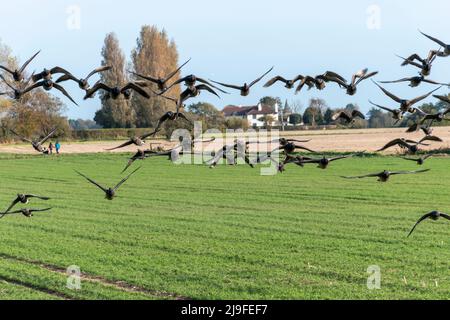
1 127 449 154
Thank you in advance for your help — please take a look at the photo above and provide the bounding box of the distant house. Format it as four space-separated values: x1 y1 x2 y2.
222 103 285 127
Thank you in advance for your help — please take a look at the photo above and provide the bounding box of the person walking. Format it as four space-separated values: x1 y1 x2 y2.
48 142 54 155
55 141 61 154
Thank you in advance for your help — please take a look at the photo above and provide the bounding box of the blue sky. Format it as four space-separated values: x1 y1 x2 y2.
0 0 449 120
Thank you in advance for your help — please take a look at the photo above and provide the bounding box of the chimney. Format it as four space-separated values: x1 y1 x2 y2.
274 102 279 114
257 103 262 112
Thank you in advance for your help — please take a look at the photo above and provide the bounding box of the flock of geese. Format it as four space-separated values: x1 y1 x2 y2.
1 30 450 237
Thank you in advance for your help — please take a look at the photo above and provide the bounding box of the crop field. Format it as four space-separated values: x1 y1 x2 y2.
0 152 449 299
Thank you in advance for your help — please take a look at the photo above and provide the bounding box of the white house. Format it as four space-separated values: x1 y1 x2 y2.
222 103 282 127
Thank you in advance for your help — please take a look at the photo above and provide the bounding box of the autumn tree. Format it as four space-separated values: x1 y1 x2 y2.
131 25 181 128
0 39 70 140
94 33 136 128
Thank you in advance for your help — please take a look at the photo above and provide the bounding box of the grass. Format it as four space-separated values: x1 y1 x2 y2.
0 152 449 299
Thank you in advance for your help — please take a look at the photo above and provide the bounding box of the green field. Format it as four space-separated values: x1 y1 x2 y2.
0 152 449 300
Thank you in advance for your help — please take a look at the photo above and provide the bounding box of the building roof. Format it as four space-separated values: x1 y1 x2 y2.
222 104 276 117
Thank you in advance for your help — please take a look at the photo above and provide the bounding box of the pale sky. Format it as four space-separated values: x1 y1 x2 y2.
0 0 449 120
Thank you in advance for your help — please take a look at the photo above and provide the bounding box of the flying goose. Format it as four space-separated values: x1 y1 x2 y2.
342 169 430 182
408 211 450 237
10 128 57 153
433 94 450 105
332 110 365 124
22 79 78 106
2 194 50 216
402 154 432 165
325 68 378 95
75 167 141 200
263 75 303 89
55 66 112 90
380 75 448 88
277 154 314 172
368 100 403 124
397 51 437 76
162 73 228 94
122 149 157 173
0 74 29 99
0 208 52 218
105 131 159 151
174 84 221 115
0 50 40 82
295 71 346 93
302 155 352 169
84 82 150 100
419 30 450 57
32 67 72 82
276 141 316 154
129 58 191 92
149 111 192 137
377 138 432 154
372 81 440 113
210 67 274 96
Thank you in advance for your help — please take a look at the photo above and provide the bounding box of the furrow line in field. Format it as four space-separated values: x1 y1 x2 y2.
0 274 71 300
0 252 191 300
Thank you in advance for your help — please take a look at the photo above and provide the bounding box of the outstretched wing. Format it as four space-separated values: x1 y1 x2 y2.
75 170 108 193
263 76 286 87
390 169 430 176
433 94 450 104
53 83 79 106
368 100 396 113
18 50 41 73
209 79 242 91
341 172 382 179
83 82 111 99
249 66 274 87
352 110 365 120
3 197 20 214
196 84 220 99
408 87 441 106
380 77 411 84
355 71 378 86
122 82 150 98
25 194 50 201
105 140 133 151
9 129 32 143
329 155 352 162
163 58 191 83
29 207 52 213
377 139 408 152
419 30 448 48
407 212 434 237
50 66 72 76
372 81 402 103
85 66 112 81
55 73 79 84
38 128 57 145
113 166 141 191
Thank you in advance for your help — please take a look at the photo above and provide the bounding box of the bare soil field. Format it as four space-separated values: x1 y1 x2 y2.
1 126 449 154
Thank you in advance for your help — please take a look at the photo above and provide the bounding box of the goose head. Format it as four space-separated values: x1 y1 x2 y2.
318 157 329 169
18 194 28 203
42 79 53 90
378 170 390 182
105 188 115 200
122 89 132 99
